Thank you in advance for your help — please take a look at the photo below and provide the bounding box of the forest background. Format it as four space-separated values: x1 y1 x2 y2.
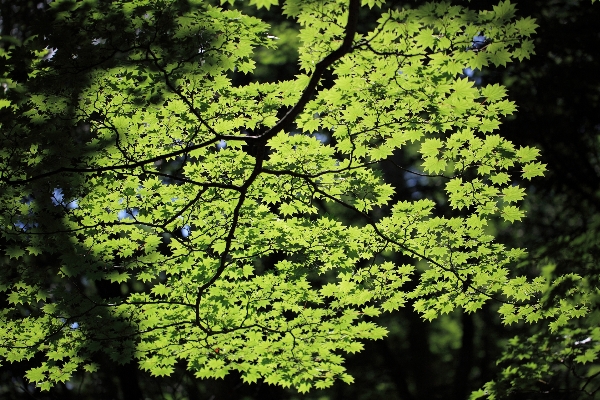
0 0 599 399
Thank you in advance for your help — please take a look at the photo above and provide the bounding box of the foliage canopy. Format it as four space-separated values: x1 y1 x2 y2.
0 0 574 395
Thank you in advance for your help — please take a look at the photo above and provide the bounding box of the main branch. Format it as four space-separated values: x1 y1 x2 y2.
253 0 360 142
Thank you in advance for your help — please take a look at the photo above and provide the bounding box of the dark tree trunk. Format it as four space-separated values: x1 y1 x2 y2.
378 338 414 400
453 312 474 400
95 280 144 400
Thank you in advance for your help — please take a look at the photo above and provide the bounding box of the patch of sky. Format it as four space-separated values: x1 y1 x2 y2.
462 34 487 86
404 169 429 199
575 337 592 346
38 1 52 10
314 132 329 144
14 220 39 230
52 188 78 209
471 35 488 50
117 208 139 220
43 47 57 60
463 67 482 86
51 188 63 205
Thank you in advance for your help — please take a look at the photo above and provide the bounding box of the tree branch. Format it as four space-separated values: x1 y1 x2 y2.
253 0 360 142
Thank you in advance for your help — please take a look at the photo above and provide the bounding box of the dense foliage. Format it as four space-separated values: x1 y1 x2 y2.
467 1 600 398
0 0 596 398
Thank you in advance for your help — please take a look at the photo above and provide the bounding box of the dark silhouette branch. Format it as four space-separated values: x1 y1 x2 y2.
251 0 361 142
191 0 361 327
2 137 220 185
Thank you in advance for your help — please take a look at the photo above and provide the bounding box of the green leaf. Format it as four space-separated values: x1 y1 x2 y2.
481 83 507 102
502 185 525 203
488 50 512 67
522 162 546 180
249 0 279 9
83 363 100 373
106 271 130 283
575 349 597 364
5 247 26 259
502 205 524 222
420 138 444 157
479 118 501 133
25 366 47 383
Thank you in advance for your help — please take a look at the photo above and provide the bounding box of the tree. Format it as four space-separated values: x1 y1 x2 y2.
465 1 600 398
0 0 550 396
